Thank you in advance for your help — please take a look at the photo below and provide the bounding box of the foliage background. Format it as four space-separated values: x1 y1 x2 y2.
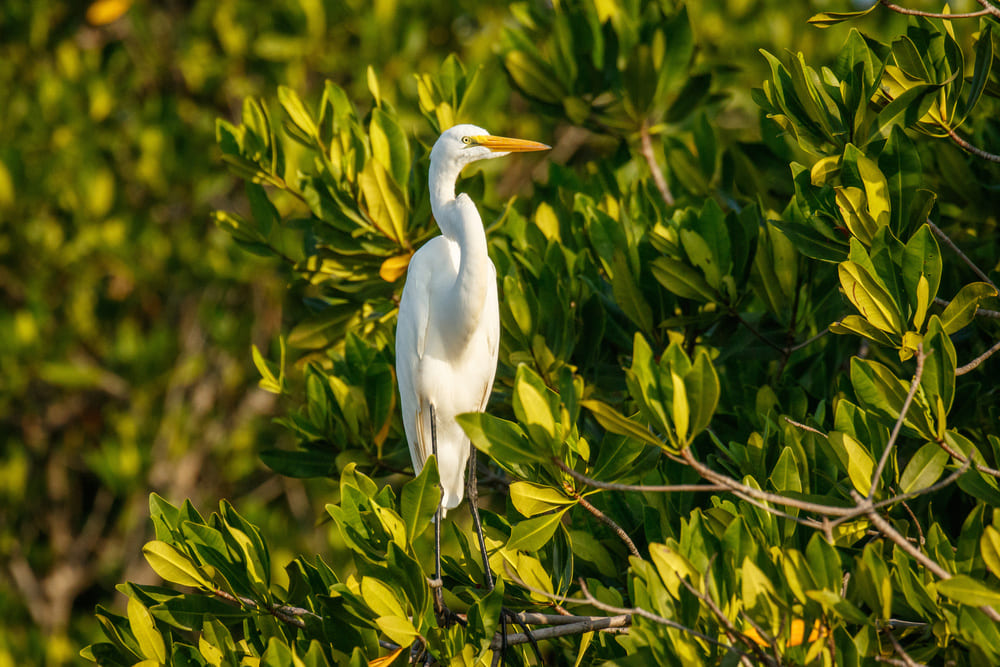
1 0 997 665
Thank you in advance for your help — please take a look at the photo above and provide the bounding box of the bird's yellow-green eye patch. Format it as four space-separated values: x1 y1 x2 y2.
461 136 472 145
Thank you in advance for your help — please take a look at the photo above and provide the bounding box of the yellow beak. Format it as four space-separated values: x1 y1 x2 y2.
472 135 551 153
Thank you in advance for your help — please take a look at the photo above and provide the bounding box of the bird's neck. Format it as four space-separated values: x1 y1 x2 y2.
430 164 492 348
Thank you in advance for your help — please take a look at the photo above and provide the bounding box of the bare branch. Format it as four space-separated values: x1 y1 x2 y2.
574 492 641 558
928 221 998 290
638 120 675 206
861 499 1000 622
554 459 724 494
956 339 1000 375
936 438 1000 479
879 0 993 18
213 589 319 628
947 126 1000 163
783 416 827 437
489 615 630 650
868 344 926 501
933 297 1000 319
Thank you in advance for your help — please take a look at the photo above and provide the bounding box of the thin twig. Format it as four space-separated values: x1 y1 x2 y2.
975 0 1000 19
879 0 992 18
868 345 926 501
576 578 749 657
936 438 1000 479
928 221 998 290
639 119 675 206
788 326 831 352
884 629 924 667
679 447 856 516
956 339 1000 375
783 416 827 437
575 493 641 558
489 615 630 649
827 457 971 529
676 569 768 667
862 499 1000 622
947 126 1000 163
554 459 724 494
933 297 1000 319
213 589 318 628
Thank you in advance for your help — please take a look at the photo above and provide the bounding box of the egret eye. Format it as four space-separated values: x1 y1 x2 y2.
461 136 472 145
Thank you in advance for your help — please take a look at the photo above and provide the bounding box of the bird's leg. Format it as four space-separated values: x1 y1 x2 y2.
429 404 446 622
466 447 495 591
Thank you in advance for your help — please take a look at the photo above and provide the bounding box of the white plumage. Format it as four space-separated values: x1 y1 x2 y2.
396 124 549 514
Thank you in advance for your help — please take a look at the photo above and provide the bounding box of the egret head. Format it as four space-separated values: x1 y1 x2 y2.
430 124 550 173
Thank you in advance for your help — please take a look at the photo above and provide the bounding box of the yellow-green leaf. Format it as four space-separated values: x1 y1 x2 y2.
509 482 574 518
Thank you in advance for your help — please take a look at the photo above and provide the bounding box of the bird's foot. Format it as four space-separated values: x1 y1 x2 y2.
429 577 466 628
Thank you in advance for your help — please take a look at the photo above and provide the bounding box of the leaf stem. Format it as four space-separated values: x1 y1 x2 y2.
573 492 641 558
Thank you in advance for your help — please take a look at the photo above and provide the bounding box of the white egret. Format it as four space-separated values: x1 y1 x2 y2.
395 124 549 608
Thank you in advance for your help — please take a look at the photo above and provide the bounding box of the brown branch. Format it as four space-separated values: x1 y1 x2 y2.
678 447 856 516
554 459 724 494
868 345 926 500
928 221 998 290
956 339 1000 375
489 615 630 650
783 416 827 437
574 493 641 558
936 438 1000 479
933 297 1000 319
861 498 1000 623
879 0 993 18
575 578 749 657
213 589 318 628
947 126 1000 163
639 120 675 206
976 0 1000 19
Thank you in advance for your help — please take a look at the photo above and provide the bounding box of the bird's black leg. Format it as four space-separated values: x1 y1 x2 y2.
429 404 446 622
466 447 495 591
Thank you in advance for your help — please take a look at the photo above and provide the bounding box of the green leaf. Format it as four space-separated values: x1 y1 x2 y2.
150 594 250 632
770 447 803 494
401 456 440 546
838 260 903 334
513 365 558 443
507 510 568 552
259 449 337 478
981 526 1000 580
651 256 717 302
375 616 419 647
808 4 878 28
901 225 942 327
827 431 876 495
457 412 546 464
938 575 1000 607
940 282 998 334
278 86 318 142
685 350 720 437
899 443 948 493
581 400 664 452
361 577 406 619
143 541 212 590
127 597 166 663
369 107 410 189
509 481 574 518
359 159 407 244
611 249 654 335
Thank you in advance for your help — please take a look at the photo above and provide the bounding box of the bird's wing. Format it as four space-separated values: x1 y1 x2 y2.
477 260 501 413
395 238 447 471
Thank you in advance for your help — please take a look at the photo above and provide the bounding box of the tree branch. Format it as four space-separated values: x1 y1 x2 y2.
956 339 1000 375
574 492 641 558
868 345 926 500
879 0 993 18
639 119 675 206
554 459 724 494
928 221 998 290
947 126 1000 163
